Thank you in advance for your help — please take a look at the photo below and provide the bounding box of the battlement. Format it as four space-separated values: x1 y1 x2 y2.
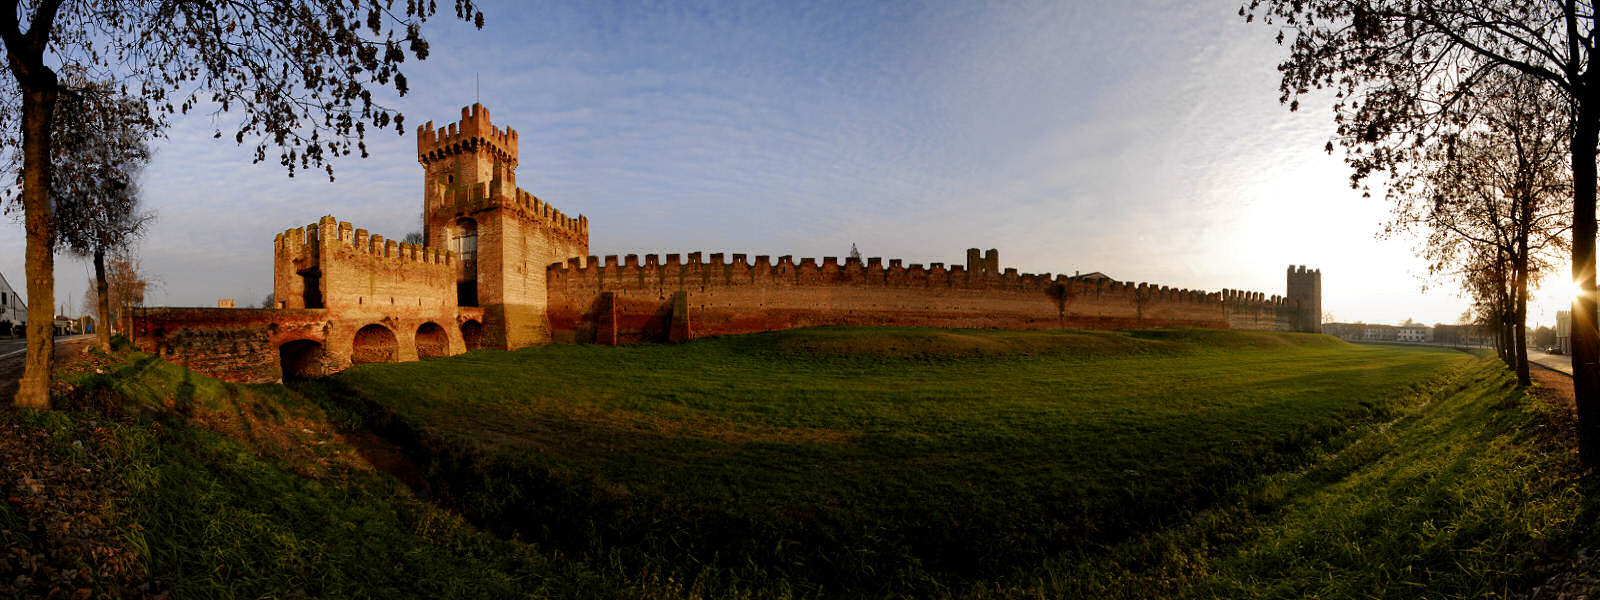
546 251 1287 308
1285 264 1323 333
429 181 589 241
416 103 518 166
275 215 455 268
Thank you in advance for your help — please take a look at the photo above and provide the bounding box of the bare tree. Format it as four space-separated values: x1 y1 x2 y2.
0 1 484 408
1242 0 1600 463
103 253 146 338
49 80 155 352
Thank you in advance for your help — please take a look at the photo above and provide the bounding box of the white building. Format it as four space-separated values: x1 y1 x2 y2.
0 271 24 325
1397 326 1429 343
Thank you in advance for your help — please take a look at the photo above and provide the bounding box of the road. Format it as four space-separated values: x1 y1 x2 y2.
0 335 94 402
0 337 26 360
1528 350 1572 375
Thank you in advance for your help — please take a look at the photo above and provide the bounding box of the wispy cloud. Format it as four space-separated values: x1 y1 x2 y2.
0 0 1473 324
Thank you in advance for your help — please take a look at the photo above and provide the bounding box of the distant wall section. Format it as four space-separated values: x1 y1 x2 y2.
547 253 1301 344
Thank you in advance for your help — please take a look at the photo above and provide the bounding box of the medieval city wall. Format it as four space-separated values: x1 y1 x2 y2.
419 104 591 350
133 308 329 383
256 216 473 369
546 253 1297 344
430 183 588 348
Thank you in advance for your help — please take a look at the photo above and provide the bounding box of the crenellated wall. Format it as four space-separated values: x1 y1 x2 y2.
546 252 1301 344
132 102 1323 386
420 103 590 349
269 215 470 368
132 308 330 383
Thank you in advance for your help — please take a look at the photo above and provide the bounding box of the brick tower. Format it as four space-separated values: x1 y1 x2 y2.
1286 265 1322 334
417 104 589 349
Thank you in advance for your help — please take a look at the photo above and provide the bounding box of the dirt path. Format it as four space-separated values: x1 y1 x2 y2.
0 336 96 404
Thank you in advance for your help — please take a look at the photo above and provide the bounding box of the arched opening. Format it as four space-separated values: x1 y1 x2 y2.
452 217 479 307
279 340 326 379
416 322 449 358
461 319 483 351
351 324 398 364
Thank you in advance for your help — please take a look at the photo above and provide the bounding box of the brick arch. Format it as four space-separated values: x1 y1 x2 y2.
415 322 449 358
351 323 398 364
278 339 326 379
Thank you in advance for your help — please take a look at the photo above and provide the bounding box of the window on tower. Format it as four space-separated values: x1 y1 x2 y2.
452 218 479 306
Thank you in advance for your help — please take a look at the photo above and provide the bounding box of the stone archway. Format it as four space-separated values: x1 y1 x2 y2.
460 319 483 351
352 324 398 364
279 339 326 379
416 322 449 358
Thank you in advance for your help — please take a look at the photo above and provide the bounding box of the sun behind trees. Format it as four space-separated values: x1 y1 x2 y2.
0 1 484 409
1389 71 1571 386
1243 0 1600 464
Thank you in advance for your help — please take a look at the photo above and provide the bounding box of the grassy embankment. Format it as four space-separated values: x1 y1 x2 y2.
7 327 1593 598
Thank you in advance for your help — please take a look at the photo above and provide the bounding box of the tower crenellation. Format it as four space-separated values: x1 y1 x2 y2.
1285 264 1323 333
417 104 589 349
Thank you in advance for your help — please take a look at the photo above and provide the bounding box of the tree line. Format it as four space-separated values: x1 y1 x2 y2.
0 1 483 408
1244 0 1600 465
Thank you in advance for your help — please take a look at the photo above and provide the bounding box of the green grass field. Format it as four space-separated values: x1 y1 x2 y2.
300 327 1575 597
15 327 1593 598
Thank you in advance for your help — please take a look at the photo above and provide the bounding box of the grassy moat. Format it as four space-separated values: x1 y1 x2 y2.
4 328 1595 598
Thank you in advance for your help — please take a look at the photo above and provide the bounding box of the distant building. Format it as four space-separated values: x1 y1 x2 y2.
1433 323 1490 347
1072 271 1116 283
1363 324 1397 341
217 299 236 308
1320 322 1363 341
1396 326 1429 343
52 316 77 336
1557 310 1572 354
0 270 24 325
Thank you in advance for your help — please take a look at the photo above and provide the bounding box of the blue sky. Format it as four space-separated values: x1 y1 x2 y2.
1 0 1560 326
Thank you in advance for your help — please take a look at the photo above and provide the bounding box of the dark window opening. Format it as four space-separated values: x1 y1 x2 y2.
452 217 479 307
299 268 323 309
461 320 484 351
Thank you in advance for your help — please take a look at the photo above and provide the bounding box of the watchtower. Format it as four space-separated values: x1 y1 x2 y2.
417 104 589 349
1286 265 1322 333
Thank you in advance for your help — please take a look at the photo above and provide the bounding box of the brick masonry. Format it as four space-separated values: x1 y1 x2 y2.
134 103 1321 383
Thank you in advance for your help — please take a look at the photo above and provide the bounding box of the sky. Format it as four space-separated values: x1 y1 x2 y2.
0 0 1576 327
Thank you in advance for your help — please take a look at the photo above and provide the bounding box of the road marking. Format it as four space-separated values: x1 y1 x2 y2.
0 336 96 361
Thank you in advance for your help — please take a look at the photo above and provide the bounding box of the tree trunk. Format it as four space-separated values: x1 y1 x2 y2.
93 249 111 352
1570 111 1600 465
1515 261 1532 387
14 81 58 409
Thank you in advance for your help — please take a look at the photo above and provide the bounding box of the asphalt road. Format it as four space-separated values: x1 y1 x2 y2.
1528 350 1573 375
0 337 27 360
0 335 94 402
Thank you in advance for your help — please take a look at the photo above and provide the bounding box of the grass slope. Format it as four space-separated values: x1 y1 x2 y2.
9 327 1590 598
311 327 1486 595
31 350 630 599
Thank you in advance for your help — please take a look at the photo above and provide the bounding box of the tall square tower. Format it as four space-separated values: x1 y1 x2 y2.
417 104 589 349
1286 265 1322 334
